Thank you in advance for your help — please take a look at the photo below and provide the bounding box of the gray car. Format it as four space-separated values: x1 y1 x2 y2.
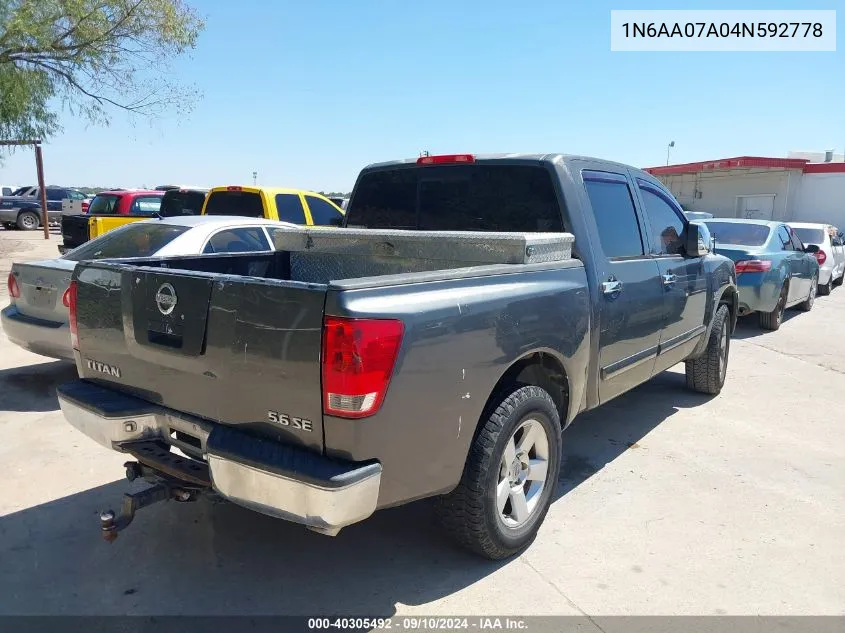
2 216 295 360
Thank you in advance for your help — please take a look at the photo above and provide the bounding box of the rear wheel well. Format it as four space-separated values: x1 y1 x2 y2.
720 287 738 333
483 352 570 430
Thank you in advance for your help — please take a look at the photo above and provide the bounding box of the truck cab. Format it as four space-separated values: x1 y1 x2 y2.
202 186 345 226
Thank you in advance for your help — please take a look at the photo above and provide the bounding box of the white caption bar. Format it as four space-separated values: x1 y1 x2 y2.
611 10 836 52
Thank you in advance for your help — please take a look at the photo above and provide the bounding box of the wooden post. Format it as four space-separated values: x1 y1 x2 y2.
34 143 49 239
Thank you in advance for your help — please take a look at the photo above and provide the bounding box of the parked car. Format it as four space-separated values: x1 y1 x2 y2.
787 222 845 295
59 189 165 253
684 211 713 221
703 218 820 330
0 187 88 230
56 153 736 559
202 186 345 226
158 187 209 217
3 216 296 361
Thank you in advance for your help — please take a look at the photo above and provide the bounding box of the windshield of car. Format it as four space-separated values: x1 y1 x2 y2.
204 190 264 217
790 227 826 245
62 223 190 261
159 190 207 217
703 221 771 246
87 194 121 214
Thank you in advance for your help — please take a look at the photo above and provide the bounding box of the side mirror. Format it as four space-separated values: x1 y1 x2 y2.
804 244 820 254
685 222 711 257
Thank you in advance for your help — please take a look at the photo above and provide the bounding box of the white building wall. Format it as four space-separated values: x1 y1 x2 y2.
657 169 796 220
793 173 845 228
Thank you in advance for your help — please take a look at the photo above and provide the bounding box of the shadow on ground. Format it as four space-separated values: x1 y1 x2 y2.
0 359 77 412
731 311 801 340
0 369 711 615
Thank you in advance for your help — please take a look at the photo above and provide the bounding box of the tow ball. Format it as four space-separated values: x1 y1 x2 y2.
99 461 198 543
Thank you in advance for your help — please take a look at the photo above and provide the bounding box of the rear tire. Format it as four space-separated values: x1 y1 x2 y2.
437 385 562 560
797 275 818 312
759 283 787 331
685 304 730 395
818 275 832 296
16 210 40 231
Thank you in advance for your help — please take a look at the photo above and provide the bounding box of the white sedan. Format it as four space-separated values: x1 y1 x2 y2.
2 216 296 361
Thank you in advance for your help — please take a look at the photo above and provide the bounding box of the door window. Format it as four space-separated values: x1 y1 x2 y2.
203 227 271 253
130 196 163 216
637 181 686 256
582 171 645 259
46 188 67 201
275 193 306 223
777 226 794 250
305 196 344 226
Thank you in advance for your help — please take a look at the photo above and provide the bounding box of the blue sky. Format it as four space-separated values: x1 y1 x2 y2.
1 0 843 191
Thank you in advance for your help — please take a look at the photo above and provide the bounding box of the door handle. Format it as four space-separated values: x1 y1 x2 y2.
602 279 623 295
662 273 677 286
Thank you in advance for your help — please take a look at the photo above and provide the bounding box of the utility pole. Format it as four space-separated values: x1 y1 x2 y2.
666 140 675 166
252 171 257 186
0 139 49 239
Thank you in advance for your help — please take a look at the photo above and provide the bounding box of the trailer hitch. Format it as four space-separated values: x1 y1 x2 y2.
99 462 198 543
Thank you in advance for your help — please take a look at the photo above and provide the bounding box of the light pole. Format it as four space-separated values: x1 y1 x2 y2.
252 171 257 186
666 141 675 166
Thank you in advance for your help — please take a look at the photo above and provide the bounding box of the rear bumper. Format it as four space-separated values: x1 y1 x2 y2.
57 380 382 533
735 276 779 315
1 305 73 360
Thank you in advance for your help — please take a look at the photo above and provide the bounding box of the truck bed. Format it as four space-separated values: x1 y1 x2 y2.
70 228 586 491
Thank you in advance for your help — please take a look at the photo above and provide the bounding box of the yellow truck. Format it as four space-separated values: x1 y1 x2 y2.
202 186 345 226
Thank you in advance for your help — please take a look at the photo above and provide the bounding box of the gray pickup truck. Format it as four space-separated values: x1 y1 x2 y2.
57 153 737 559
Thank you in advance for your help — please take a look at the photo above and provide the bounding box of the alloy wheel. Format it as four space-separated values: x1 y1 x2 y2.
496 418 550 528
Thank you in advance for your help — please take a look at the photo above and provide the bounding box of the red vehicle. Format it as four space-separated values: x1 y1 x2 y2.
60 190 165 253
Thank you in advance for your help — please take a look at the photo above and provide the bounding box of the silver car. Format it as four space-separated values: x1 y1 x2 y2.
788 222 845 295
2 216 296 360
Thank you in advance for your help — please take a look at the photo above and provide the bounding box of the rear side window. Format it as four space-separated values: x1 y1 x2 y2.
275 194 306 223
46 188 67 201
637 182 686 256
205 190 264 217
160 191 207 217
87 195 121 214
347 165 564 232
130 196 163 216
305 196 344 226
63 224 189 261
203 227 271 253
582 172 645 259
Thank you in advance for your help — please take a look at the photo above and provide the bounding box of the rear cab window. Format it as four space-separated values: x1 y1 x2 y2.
87 194 122 214
130 196 163 216
160 191 207 217
346 164 564 232
204 189 265 218
63 224 190 261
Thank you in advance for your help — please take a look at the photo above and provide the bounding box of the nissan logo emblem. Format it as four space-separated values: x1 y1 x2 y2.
155 282 177 316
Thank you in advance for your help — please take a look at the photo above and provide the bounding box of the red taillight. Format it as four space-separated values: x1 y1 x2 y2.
82 202 89 213
815 250 827 265
416 154 475 165
321 316 404 419
226 186 243 191
735 259 773 274
7 272 20 298
66 281 79 350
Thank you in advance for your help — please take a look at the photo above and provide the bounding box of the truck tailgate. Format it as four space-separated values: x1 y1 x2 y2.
74 263 327 451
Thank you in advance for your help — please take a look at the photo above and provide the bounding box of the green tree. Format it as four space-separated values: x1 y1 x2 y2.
0 0 204 144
